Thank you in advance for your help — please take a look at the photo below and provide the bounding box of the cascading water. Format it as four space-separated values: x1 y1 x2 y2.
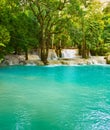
47 49 58 60
61 49 79 59
36 49 79 60
30 49 58 60
28 49 79 61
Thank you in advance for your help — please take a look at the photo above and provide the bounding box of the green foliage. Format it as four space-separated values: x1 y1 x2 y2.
0 0 39 58
0 25 10 47
102 14 110 44
8 12 39 53
0 24 10 58
0 0 110 61
67 0 105 57
26 0 70 63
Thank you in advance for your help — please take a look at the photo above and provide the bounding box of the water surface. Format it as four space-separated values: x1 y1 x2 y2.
0 65 110 130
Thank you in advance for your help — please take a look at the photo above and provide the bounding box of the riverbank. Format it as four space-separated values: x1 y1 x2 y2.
0 54 107 66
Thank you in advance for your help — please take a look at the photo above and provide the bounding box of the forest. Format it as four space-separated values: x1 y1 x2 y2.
0 0 110 64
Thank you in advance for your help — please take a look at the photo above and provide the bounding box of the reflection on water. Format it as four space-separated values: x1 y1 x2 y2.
0 65 110 130
14 106 31 130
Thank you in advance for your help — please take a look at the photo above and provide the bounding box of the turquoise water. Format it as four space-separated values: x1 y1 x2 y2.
0 65 110 130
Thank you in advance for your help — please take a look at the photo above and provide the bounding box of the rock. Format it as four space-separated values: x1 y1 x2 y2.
60 60 69 65
0 55 43 66
28 54 40 60
25 60 44 66
1 55 19 65
86 60 93 65
35 60 44 66
48 60 61 65
88 56 106 65
0 54 107 66
18 55 25 63
105 55 110 64
1 60 10 66
48 49 58 60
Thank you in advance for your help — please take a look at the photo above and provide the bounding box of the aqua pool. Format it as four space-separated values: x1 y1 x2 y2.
0 65 110 130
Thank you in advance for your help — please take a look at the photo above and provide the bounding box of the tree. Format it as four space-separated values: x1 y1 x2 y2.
103 2 110 44
7 12 39 60
0 0 109 61
0 25 10 58
100 2 110 55
0 0 39 60
0 0 10 57
68 0 104 58
0 25 10 47
25 0 69 64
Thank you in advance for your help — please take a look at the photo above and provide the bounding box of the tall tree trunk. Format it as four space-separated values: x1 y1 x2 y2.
82 41 87 58
81 20 89 59
40 41 48 65
25 48 28 60
82 43 89 58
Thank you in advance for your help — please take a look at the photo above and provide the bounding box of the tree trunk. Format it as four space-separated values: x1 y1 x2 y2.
56 46 62 58
82 42 86 58
82 43 90 58
25 48 28 60
81 25 89 58
40 41 48 65
81 18 89 59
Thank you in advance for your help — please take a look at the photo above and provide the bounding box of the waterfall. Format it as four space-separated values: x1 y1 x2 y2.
48 49 58 60
61 49 79 59
29 49 79 60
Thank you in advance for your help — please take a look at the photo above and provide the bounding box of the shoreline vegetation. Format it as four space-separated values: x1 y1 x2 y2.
0 1 110 65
